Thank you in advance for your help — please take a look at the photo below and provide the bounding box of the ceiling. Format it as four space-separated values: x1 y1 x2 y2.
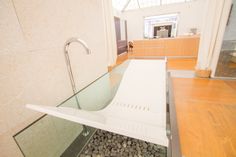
112 0 194 12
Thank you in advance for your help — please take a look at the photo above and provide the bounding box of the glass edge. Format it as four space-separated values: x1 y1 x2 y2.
13 60 131 138
12 72 109 138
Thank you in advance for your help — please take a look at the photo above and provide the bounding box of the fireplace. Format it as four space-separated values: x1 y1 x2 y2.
154 25 172 38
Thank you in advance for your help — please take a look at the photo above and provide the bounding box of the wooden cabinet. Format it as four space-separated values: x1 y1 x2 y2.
131 35 200 57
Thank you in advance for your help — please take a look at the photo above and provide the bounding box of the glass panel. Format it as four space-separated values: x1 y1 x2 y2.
139 0 161 8
124 0 193 11
112 0 194 11
14 60 130 157
61 60 130 111
14 111 83 157
126 0 140 11
215 1 236 77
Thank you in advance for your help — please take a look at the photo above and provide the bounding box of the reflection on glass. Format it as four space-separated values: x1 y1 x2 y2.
14 115 83 157
14 61 130 157
215 1 236 77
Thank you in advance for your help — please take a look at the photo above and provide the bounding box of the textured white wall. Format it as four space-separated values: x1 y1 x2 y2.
0 0 109 156
121 0 205 41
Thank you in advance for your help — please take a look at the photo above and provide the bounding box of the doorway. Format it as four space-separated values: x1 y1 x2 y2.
114 16 128 55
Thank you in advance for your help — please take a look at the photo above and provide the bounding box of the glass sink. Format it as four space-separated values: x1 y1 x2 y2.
60 60 130 111
13 60 130 157
13 59 180 157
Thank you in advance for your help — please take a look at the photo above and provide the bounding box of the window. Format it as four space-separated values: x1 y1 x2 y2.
144 13 179 38
112 0 194 11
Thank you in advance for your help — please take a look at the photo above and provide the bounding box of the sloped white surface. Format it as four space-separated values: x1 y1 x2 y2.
26 60 168 146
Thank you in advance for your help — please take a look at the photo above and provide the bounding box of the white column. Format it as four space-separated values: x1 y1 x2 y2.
196 0 231 71
101 0 117 66
210 0 233 76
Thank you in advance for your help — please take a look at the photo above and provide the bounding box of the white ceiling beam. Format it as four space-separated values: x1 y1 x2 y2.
122 0 132 12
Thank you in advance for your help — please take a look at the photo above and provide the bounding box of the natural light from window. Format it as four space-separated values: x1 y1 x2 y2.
112 0 194 11
144 13 178 38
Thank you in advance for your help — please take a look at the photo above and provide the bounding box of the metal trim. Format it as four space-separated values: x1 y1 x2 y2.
167 72 182 157
122 0 132 12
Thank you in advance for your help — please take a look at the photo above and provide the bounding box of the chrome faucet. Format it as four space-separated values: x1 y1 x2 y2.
64 38 91 55
64 37 91 136
64 38 91 100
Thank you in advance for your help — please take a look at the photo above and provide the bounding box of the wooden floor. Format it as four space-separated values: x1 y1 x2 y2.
173 78 236 157
109 52 197 71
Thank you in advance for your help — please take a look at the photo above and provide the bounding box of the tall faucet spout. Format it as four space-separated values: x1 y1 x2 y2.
64 37 91 55
64 37 91 136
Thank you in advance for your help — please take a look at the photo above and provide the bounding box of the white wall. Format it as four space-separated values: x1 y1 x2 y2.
0 0 110 156
121 0 205 41
113 8 123 18
102 0 117 66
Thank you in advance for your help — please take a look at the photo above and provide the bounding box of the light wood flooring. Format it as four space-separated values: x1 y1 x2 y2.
173 78 236 157
109 52 197 71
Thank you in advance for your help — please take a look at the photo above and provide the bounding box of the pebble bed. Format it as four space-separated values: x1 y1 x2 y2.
79 129 166 157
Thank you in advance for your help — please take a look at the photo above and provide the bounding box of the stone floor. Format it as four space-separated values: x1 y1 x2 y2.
79 129 166 157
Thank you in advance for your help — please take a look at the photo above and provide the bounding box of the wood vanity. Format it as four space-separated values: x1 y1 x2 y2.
131 35 200 57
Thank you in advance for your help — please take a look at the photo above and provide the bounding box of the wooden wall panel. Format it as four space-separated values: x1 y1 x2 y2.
131 35 200 57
